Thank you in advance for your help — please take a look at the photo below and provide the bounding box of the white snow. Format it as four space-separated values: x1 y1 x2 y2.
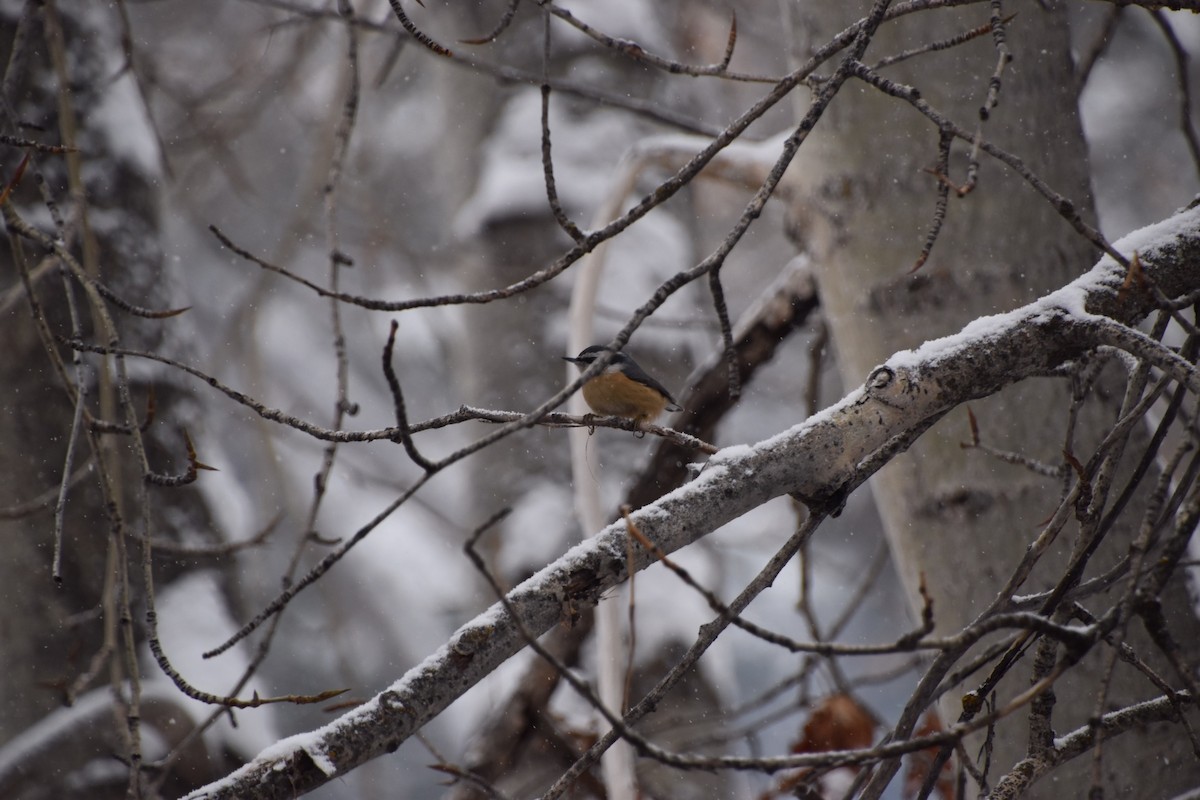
498 481 576 577
888 205 1200 369
91 60 161 179
453 89 635 237
300 742 338 777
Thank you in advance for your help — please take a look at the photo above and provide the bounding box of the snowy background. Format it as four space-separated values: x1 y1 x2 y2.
2 1 1197 798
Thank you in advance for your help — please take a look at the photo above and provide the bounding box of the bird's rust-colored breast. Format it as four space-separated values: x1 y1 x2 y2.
581 372 669 423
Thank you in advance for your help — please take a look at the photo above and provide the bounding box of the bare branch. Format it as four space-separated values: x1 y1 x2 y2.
180 71 1200 800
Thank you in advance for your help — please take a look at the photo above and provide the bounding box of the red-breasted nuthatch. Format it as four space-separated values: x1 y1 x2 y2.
563 345 682 425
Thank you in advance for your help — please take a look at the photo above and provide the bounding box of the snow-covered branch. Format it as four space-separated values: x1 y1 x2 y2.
187 206 1200 799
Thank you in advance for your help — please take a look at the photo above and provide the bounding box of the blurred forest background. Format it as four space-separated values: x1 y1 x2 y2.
1 1 1199 799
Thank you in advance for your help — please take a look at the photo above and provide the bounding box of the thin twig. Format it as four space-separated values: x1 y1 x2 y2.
543 509 829 798
460 0 520 45
911 127 953 272
1149 9 1200 182
382 321 437 471
872 11 1015 70
707 269 740 400
543 2 771 83
0 460 93 520
955 0 1013 197
385 0 453 57
539 12 584 243
201 473 431 658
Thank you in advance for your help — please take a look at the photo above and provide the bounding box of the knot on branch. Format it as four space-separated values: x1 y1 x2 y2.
867 365 895 391
448 624 496 669
862 364 920 410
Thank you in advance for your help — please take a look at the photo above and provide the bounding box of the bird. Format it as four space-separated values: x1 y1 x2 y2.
563 345 682 426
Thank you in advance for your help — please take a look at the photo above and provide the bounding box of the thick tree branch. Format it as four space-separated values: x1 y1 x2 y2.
185 207 1200 799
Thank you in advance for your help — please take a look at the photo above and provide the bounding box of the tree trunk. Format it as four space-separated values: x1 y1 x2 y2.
0 5 219 797
792 2 1200 796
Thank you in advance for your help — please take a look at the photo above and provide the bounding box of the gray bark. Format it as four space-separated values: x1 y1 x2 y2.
790 2 1200 797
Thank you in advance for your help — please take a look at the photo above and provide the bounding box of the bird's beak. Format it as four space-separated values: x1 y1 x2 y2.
562 356 583 363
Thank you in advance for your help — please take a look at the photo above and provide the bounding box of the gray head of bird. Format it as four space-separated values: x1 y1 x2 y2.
562 345 625 371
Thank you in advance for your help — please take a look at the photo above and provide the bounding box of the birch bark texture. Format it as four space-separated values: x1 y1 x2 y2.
789 2 1200 796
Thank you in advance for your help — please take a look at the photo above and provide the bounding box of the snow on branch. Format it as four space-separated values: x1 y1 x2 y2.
186 204 1200 799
